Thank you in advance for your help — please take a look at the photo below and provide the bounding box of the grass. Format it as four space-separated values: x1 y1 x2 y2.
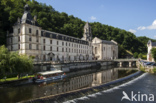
0 75 34 82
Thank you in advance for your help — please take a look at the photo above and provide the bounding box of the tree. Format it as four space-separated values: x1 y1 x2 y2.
0 45 10 78
0 0 154 57
133 52 138 58
138 53 143 59
0 45 33 79
151 48 156 61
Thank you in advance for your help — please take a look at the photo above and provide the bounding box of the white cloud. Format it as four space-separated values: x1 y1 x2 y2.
147 20 156 29
137 20 156 30
137 26 146 30
90 16 96 20
154 35 156 38
129 29 136 34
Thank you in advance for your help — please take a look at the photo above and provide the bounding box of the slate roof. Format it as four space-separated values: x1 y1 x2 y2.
14 4 39 26
102 40 117 45
152 42 156 46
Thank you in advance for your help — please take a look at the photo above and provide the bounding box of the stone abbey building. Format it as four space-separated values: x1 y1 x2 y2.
147 40 156 61
7 4 118 65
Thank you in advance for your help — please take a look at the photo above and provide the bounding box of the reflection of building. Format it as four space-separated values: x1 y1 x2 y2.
92 37 118 60
7 4 118 64
147 40 156 61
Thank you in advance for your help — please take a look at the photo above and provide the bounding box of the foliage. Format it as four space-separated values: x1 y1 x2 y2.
0 0 155 57
118 45 127 58
138 53 143 59
0 45 33 79
142 54 147 60
133 52 138 58
151 48 156 61
153 68 156 73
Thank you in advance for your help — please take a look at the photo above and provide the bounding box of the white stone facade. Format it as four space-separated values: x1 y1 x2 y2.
7 4 118 63
92 37 118 60
147 40 156 61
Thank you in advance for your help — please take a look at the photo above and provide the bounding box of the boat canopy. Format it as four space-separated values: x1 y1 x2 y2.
36 70 63 76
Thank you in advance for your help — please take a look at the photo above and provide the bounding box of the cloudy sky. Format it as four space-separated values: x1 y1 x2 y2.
36 0 156 39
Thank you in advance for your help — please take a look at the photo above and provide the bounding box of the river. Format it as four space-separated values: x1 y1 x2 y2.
0 67 155 103
64 73 156 103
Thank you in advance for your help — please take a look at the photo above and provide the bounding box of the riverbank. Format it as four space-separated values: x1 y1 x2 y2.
0 75 34 85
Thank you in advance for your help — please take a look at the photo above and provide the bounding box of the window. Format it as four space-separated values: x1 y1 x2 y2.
11 45 13 51
57 41 59 45
11 38 13 43
18 28 20 34
66 48 67 52
69 56 70 61
50 57 52 61
62 42 64 46
66 42 67 46
50 40 52 44
29 28 31 33
104 47 105 51
57 47 58 52
18 44 20 49
69 48 70 52
43 39 45 43
36 30 38 35
36 38 39 42
69 43 70 46
62 48 64 52
43 46 45 50
36 45 39 50
18 36 20 42
29 44 32 50
50 46 52 51
29 36 31 41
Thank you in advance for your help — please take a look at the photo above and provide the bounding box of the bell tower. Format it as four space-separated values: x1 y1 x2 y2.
83 22 92 41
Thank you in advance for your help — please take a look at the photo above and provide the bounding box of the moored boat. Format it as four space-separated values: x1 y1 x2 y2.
32 70 66 83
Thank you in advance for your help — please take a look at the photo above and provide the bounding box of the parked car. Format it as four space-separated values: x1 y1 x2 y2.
144 62 154 65
150 63 156 66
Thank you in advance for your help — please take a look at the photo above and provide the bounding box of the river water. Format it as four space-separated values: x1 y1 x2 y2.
64 73 156 103
0 68 156 103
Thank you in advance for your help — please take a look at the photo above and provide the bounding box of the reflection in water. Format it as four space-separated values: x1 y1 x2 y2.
0 66 135 103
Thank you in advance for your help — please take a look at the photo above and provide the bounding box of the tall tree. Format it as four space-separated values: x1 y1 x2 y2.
151 48 156 61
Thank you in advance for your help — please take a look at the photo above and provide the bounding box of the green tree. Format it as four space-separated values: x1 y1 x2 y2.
0 45 33 79
138 53 143 59
0 0 154 58
0 45 10 77
151 48 156 61
133 52 138 58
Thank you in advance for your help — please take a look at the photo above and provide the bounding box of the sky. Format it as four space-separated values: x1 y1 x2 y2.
36 0 156 39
